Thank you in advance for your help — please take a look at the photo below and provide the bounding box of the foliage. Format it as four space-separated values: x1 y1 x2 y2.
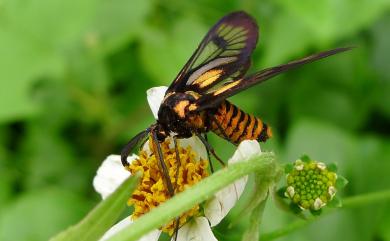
0 0 389 240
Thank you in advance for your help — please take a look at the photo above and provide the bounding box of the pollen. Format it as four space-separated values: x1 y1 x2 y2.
126 137 209 235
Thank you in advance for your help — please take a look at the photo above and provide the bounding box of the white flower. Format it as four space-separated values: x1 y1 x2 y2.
93 86 262 241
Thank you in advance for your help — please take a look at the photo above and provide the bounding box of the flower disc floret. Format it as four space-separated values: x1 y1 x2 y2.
285 159 337 210
127 138 209 235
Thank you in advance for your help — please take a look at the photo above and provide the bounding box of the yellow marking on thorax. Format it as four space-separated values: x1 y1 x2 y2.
174 100 189 118
188 104 198 111
193 69 223 88
213 80 241 96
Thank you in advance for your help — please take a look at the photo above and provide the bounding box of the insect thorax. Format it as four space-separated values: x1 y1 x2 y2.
157 91 207 137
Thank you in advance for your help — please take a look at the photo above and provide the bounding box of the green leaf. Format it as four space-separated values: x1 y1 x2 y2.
275 0 390 41
23 126 76 190
284 163 294 174
276 187 288 198
0 0 95 122
327 162 338 172
335 176 349 190
289 203 304 216
259 11 313 66
50 173 141 241
107 152 277 241
0 0 152 122
139 16 207 85
327 196 343 208
310 208 322 216
241 199 267 241
0 189 91 241
300 154 311 163
241 158 281 240
90 0 151 54
285 119 356 170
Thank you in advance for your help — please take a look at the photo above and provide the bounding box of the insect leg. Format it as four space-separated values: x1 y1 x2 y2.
203 133 214 173
196 133 225 167
173 137 181 191
151 130 175 196
172 215 180 241
172 137 182 241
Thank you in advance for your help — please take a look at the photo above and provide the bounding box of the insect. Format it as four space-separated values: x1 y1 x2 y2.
120 11 351 238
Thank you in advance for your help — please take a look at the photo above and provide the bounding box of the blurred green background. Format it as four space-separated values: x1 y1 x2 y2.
0 0 389 240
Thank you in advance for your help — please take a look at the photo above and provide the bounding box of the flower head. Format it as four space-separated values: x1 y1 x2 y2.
93 86 262 241
285 157 338 211
127 137 209 235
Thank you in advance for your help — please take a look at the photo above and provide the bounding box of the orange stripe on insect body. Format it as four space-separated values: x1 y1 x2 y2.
245 115 256 139
225 109 242 136
231 113 249 142
253 118 263 138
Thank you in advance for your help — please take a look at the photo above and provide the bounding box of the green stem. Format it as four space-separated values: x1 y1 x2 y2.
107 152 278 241
261 189 390 241
343 189 390 207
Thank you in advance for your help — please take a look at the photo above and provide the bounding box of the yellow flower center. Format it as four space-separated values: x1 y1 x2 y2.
127 138 209 235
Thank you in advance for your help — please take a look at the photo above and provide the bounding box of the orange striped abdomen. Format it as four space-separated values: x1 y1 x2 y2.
210 101 272 145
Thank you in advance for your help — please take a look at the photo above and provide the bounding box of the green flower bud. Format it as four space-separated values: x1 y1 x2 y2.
285 158 338 211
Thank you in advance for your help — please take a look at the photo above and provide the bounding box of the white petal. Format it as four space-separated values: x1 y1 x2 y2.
205 140 261 227
313 198 324 210
175 217 217 241
178 136 208 161
100 217 161 241
143 134 207 161
93 154 136 199
285 186 295 198
294 159 304 170
317 162 326 170
147 86 168 119
328 186 336 197
227 140 261 165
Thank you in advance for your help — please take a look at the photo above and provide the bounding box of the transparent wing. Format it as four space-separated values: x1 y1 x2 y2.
194 47 354 111
166 11 258 94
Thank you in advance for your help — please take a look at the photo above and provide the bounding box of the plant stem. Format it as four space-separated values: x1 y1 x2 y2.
342 189 390 207
260 189 390 241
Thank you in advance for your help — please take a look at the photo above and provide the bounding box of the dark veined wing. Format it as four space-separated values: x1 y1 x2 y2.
121 127 151 166
193 47 354 111
166 11 258 94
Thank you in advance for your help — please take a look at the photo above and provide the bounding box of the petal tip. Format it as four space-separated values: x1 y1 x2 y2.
146 86 168 119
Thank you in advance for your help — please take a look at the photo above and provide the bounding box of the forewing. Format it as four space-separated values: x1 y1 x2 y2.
166 11 258 94
194 47 353 110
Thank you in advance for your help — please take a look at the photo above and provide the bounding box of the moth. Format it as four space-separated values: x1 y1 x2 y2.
120 10 350 232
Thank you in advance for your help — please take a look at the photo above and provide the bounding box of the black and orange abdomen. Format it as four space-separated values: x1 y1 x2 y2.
210 101 272 145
